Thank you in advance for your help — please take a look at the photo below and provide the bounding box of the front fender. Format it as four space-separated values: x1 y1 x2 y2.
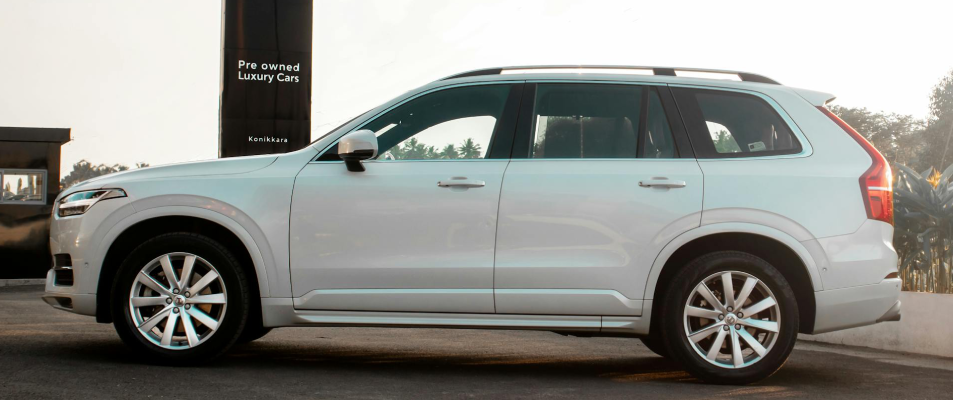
99 201 274 297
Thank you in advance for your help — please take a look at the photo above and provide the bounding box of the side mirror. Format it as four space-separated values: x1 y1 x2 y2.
338 130 378 172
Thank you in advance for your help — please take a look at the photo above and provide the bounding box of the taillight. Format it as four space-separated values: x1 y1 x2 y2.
818 106 893 225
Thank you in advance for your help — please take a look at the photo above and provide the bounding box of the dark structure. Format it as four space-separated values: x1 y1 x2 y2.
0 127 70 278
220 0 313 158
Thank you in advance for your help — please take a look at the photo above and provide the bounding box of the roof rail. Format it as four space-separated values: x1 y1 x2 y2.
440 65 780 85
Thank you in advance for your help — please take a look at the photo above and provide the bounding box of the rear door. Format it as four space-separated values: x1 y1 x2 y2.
493 83 703 315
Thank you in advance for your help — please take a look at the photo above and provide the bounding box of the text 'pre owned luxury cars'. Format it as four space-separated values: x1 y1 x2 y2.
43 66 900 384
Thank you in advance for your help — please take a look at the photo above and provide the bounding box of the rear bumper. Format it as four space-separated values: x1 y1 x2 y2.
812 278 901 334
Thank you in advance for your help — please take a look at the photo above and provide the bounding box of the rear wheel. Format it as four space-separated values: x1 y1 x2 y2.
111 232 250 364
659 251 798 385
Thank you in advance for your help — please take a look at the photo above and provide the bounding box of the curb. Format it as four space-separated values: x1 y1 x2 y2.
0 279 45 287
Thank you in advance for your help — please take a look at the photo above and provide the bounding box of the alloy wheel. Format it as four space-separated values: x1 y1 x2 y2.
128 252 228 350
682 270 781 369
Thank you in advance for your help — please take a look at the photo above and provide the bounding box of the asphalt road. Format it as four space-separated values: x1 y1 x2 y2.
2 285 951 399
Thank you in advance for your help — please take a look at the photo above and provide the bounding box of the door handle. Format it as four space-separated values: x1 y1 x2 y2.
438 177 485 188
638 178 687 189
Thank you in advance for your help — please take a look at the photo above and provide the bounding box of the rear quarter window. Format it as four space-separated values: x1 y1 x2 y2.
671 88 801 158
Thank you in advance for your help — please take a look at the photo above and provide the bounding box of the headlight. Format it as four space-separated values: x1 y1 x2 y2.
57 189 126 217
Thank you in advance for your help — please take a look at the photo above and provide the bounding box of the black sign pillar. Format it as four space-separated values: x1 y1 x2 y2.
220 0 312 157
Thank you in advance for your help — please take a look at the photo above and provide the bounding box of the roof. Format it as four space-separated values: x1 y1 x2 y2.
0 127 71 143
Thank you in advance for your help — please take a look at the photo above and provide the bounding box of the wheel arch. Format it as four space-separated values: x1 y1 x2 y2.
646 224 820 334
95 207 271 323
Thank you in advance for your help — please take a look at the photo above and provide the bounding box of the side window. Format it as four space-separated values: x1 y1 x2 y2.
643 89 676 158
318 85 511 161
0 170 46 204
706 122 742 153
530 84 676 159
673 88 801 158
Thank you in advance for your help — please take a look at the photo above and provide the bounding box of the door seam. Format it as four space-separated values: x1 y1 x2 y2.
491 159 512 314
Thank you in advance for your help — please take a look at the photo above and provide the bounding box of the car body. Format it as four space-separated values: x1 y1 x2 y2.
42 66 901 384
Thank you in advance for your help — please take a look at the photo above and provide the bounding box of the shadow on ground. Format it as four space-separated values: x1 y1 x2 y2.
0 286 948 399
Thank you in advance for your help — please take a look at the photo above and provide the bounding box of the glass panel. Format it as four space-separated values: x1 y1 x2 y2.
362 85 511 161
706 122 742 153
642 89 676 158
694 91 798 154
531 84 641 159
2 171 44 202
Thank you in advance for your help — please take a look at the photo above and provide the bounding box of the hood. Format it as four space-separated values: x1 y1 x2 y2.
67 154 278 193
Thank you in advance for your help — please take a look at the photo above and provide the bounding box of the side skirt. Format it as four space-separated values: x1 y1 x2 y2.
261 298 652 336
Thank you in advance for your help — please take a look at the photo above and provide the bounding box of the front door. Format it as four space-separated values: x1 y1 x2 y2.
290 83 522 313
494 83 704 315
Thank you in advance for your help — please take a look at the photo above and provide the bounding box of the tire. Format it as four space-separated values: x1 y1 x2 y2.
111 232 250 364
237 325 272 344
639 336 669 358
659 251 798 385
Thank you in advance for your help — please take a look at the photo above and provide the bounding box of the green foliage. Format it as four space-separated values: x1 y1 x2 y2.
712 130 741 153
894 164 953 293
929 69 953 121
458 138 481 159
915 69 953 171
828 105 923 167
384 137 482 160
826 69 953 173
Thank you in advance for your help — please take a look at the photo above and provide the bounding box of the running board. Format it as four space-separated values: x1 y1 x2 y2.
261 298 651 335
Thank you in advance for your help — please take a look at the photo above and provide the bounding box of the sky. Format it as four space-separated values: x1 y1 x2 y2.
1 0 952 177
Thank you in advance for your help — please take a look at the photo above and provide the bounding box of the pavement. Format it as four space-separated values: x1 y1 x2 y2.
2 285 951 399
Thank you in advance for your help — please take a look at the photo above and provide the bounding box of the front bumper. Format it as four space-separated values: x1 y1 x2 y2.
812 278 901 334
43 269 98 316
43 194 136 318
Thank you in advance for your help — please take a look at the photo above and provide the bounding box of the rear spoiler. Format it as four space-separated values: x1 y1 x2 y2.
792 87 837 107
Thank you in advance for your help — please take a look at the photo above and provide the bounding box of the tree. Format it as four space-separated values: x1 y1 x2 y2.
458 138 481 159
712 130 741 153
396 137 434 160
440 144 458 159
829 105 923 169
916 69 953 171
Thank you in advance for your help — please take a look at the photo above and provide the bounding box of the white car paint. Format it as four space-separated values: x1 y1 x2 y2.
290 159 509 313
494 158 704 314
43 68 900 340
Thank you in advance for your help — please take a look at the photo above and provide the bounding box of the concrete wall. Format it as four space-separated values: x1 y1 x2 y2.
800 292 953 358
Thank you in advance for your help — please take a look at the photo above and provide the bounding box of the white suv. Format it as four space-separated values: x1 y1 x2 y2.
43 66 901 384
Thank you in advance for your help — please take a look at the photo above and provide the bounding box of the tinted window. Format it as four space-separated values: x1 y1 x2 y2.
318 85 511 161
673 88 801 158
530 84 675 159
643 89 676 158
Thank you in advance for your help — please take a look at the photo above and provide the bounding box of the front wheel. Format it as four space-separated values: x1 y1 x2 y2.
659 251 798 385
111 232 250 364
